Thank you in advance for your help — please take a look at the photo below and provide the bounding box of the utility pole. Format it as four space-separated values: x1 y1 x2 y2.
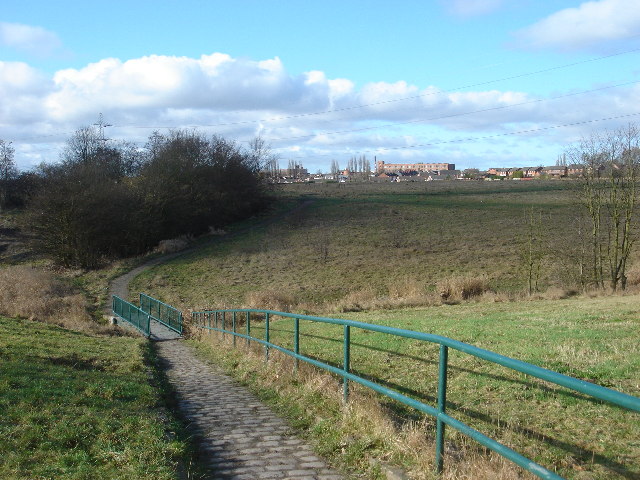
93 113 112 146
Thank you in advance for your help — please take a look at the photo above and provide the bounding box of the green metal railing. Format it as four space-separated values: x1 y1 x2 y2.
139 293 183 334
112 295 151 337
192 307 640 480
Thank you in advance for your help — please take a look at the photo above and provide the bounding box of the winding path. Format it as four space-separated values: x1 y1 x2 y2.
109 200 345 479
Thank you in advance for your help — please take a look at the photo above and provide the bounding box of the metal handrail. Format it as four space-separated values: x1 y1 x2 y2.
112 295 151 337
192 307 640 480
139 293 183 334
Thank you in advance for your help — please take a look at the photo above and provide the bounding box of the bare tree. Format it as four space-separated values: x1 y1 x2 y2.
61 126 101 165
0 140 17 211
568 123 640 291
521 207 546 295
330 159 340 176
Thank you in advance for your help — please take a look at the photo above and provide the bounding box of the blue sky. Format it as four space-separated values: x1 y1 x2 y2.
2 0 640 172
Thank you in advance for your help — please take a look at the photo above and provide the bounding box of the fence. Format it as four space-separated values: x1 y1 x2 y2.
139 293 183 334
191 307 640 480
112 295 151 337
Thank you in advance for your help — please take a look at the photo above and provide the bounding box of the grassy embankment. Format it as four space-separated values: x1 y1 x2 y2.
131 180 619 311
0 315 193 480
130 181 640 479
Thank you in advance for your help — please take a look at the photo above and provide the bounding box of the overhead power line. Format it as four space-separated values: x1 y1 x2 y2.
281 111 640 159
265 79 640 142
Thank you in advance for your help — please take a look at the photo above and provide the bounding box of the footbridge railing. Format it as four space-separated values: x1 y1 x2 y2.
139 293 183 334
112 295 151 337
191 307 640 480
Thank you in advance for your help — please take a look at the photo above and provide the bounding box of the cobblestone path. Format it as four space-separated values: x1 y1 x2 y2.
157 339 344 480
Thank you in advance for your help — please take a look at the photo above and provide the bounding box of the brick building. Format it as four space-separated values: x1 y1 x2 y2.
376 160 455 174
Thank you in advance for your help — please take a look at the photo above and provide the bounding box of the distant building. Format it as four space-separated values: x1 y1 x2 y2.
487 167 543 178
376 160 455 174
487 168 511 177
542 166 567 177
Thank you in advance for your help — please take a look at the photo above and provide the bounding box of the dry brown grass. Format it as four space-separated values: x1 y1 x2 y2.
244 288 296 312
155 236 192 254
333 279 441 313
437 275 490 303
0 265 121 334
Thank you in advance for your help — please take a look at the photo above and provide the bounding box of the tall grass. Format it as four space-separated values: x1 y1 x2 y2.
0 265 119 334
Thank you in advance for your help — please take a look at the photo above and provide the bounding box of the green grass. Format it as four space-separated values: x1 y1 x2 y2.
131 180 595 312
0 316 190 480
193 293 640 479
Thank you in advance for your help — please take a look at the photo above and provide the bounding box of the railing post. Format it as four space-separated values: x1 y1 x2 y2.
207 312 211 334
294 317 300 372
265 312 270 361
221 311 225 340
435 344 449 475
343 325 350 403
214 311 218 335
232 311 237 347
246 311 251 346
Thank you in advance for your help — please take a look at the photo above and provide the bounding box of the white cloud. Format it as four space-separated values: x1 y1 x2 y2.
2 51 639 172
0 61 52 124
445 0 506 17
44 54 336 122
516 0 640 50
0 22 62 57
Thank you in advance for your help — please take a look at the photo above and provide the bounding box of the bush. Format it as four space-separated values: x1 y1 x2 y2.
25 129 272 268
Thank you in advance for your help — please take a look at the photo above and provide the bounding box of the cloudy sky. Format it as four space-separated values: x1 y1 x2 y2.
2 0 640 172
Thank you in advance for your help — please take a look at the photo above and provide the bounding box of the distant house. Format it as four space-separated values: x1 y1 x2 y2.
522 167 543 178
567 164 584 176
426 170 461 181
488 168 511 177
437 169 460 179
542 166 567 177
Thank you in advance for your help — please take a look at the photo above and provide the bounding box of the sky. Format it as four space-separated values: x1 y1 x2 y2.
1 0 640 172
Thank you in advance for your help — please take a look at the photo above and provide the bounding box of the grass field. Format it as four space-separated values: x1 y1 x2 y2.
0 315 191 480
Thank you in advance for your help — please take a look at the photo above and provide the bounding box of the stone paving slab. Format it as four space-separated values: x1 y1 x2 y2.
156 339 344 480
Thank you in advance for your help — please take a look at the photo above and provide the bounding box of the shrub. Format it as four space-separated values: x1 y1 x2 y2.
25 128 271 268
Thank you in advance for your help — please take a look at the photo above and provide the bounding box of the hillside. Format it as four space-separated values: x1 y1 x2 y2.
131 180 611 311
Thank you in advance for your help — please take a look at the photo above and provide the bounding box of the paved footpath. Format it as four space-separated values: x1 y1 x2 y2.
106 199 344 478
156 338 344 480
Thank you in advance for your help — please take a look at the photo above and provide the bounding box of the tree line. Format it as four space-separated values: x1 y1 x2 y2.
1 129 273 268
